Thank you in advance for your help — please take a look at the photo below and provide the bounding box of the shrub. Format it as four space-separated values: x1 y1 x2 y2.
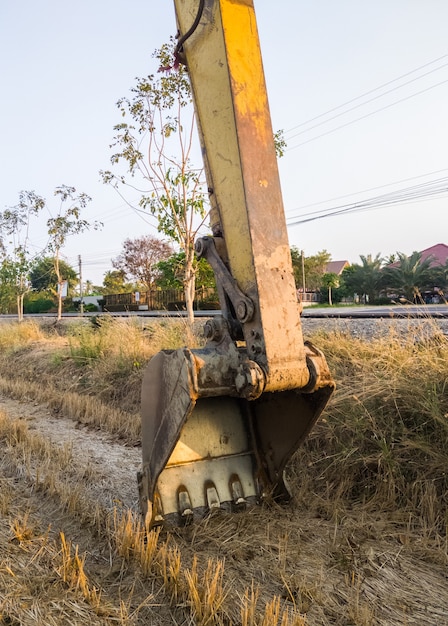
372 296 393 305
84 303 99 312
24 295 55 313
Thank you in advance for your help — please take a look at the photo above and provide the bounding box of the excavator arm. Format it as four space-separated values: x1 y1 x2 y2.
138 0 335 527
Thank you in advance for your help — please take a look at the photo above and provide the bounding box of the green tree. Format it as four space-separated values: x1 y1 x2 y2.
46 185 101 320
112 235 173 292
103 39 288 325
382 251 436 302
84 280 94 296
321 272 340 306
156 251 216 293
433 260 448 302
101 270 134 294
0 191 45 321
291 248 332 292
290 247 305 291
29 257 77 293
155 254 183 289
0 257 19 313
274 130 287 158
195 257 216 291
342 253 384 303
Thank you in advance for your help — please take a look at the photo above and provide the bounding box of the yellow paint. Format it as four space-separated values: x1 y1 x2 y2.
173 0 311 388
220 0 271 147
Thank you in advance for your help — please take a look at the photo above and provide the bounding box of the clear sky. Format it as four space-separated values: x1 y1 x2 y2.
1 1 447 285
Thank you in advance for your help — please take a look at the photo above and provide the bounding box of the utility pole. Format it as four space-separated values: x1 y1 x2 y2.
78 254 84 316
301 250 306 303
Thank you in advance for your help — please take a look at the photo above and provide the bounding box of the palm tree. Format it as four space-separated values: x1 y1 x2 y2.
343 253 384 303
431 260 448 303
382 251 436 302
321 272 340 306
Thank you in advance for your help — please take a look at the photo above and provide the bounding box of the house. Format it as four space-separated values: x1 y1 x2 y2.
298 260 349 306
324 260 349 275
419 243 448 267
388 243 448 268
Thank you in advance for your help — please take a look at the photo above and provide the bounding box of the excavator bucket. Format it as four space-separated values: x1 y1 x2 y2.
138 340 334 526
138 0 335 527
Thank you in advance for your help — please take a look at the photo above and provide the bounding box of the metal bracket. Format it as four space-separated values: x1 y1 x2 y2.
195 236 255 338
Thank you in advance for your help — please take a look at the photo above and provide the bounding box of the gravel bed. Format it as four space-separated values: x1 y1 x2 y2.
301 316 448 341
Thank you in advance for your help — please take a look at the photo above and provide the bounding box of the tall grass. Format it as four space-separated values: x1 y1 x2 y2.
0 317 446 536
0 317 447 624
0 317 199 422
292 321 448 538
67 316 198 363
0 319 45 349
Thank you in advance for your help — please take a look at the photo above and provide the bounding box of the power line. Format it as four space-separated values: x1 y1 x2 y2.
286 77 448 151
285 167 448 216
284 61 448 142
287 176 448 226
283 52 448 137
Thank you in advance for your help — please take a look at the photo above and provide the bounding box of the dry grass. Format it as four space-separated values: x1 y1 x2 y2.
0 319 45 349
0 478 124 626
57 532 103 610
0 316 447 625
0 318 199 439
0 375 141 443
292 319 448 541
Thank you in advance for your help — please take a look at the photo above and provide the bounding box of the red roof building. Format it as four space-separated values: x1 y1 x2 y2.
386 243 448 269
419 243 448 266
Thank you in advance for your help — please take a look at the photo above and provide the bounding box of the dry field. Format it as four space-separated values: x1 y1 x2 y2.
0 316 447 625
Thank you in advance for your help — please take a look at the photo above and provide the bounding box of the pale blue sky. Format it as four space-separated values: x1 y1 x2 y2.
1 1 447 284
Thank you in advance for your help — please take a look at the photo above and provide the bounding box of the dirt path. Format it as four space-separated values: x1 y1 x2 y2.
0 392 142 512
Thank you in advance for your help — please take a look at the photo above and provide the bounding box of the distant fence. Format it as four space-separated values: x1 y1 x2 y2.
297 290 321 304
102 287 218 312
103 287 323 312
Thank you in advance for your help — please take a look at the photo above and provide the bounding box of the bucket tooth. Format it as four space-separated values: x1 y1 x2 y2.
205 481 221 511
229 474 246 510
153 492 164 525
177 486 194 522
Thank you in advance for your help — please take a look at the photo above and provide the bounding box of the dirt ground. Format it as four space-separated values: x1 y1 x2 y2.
0 393 141 510
1 387 447 625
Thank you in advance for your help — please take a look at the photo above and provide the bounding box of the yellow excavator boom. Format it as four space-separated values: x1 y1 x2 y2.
138 0 335 527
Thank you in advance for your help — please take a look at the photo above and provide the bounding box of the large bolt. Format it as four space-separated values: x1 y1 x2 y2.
234 362 265 399
236 298 254 322
236 301 248 321
203 319 222 342
194 238 205 257
250 343 262 355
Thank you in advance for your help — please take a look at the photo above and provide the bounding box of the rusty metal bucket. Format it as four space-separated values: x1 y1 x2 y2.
138 338 334 527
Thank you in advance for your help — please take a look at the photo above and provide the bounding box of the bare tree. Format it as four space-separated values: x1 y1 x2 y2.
112 235 173 293
46 186 102 320
0 191 45 321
